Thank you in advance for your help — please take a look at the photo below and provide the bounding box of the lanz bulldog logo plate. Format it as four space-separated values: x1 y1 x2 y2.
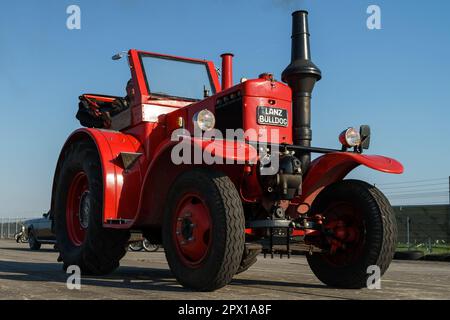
257 106 288 127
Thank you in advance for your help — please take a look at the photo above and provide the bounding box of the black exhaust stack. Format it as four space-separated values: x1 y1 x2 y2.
282 10 321 173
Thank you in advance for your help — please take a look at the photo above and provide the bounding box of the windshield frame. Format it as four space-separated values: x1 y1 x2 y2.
138 51 219 101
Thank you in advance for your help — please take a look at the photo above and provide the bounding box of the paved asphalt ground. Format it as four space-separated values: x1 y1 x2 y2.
0 240 449 300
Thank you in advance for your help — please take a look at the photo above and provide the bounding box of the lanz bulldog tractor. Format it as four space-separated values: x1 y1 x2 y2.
50 11 403 291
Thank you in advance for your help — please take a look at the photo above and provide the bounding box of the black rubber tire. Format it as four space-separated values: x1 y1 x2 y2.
236 247 260 275
54 140 130 275
28 231 41 251
394 250 424 260
163 169 245 291
306 179 397 289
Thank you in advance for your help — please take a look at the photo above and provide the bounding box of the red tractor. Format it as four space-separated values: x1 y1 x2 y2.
50 11 403 291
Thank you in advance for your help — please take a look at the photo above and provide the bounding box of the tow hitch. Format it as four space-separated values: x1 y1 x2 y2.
246 206 324 259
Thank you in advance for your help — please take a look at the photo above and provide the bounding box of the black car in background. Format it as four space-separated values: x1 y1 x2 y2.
23 212 56 250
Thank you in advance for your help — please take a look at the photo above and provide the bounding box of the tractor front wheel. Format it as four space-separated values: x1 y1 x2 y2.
54 140 130 275
236 246 260 275
163 169 245 291
306 180 397 288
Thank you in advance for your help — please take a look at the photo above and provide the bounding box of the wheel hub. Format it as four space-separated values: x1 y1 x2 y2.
66 171 89 247
317 202 364 264
79 191 90 229
180 216 195 241
173 194 212 267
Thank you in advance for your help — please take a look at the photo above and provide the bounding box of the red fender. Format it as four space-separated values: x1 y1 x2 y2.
133 137 258 228
191 137 258 163
133 138 180 227
296 153 403 212
51 129 144 228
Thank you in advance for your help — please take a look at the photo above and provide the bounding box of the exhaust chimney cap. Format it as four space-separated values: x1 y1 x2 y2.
282 9 322 83
292 10 309 15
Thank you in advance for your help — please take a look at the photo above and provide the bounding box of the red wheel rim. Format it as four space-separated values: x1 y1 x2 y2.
66 171 89 246
172 193 212 267
321 201 365 266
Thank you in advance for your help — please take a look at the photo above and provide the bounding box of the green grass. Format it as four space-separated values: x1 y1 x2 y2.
397 243 450 255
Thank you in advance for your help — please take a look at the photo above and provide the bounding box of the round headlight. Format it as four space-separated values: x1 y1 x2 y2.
193 109 215 131
339 127 361 147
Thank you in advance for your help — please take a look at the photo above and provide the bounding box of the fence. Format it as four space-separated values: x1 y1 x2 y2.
0 217 29 239
394 205 450 254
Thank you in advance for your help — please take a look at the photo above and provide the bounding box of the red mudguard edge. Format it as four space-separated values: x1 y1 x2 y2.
50 128 143 228
296 152 404 210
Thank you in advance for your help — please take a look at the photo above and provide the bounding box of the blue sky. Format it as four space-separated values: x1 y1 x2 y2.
0 0 449 217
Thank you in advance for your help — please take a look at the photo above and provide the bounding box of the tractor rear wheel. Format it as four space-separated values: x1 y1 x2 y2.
306 180 397 288
163 169 245 291
54 140 130 275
